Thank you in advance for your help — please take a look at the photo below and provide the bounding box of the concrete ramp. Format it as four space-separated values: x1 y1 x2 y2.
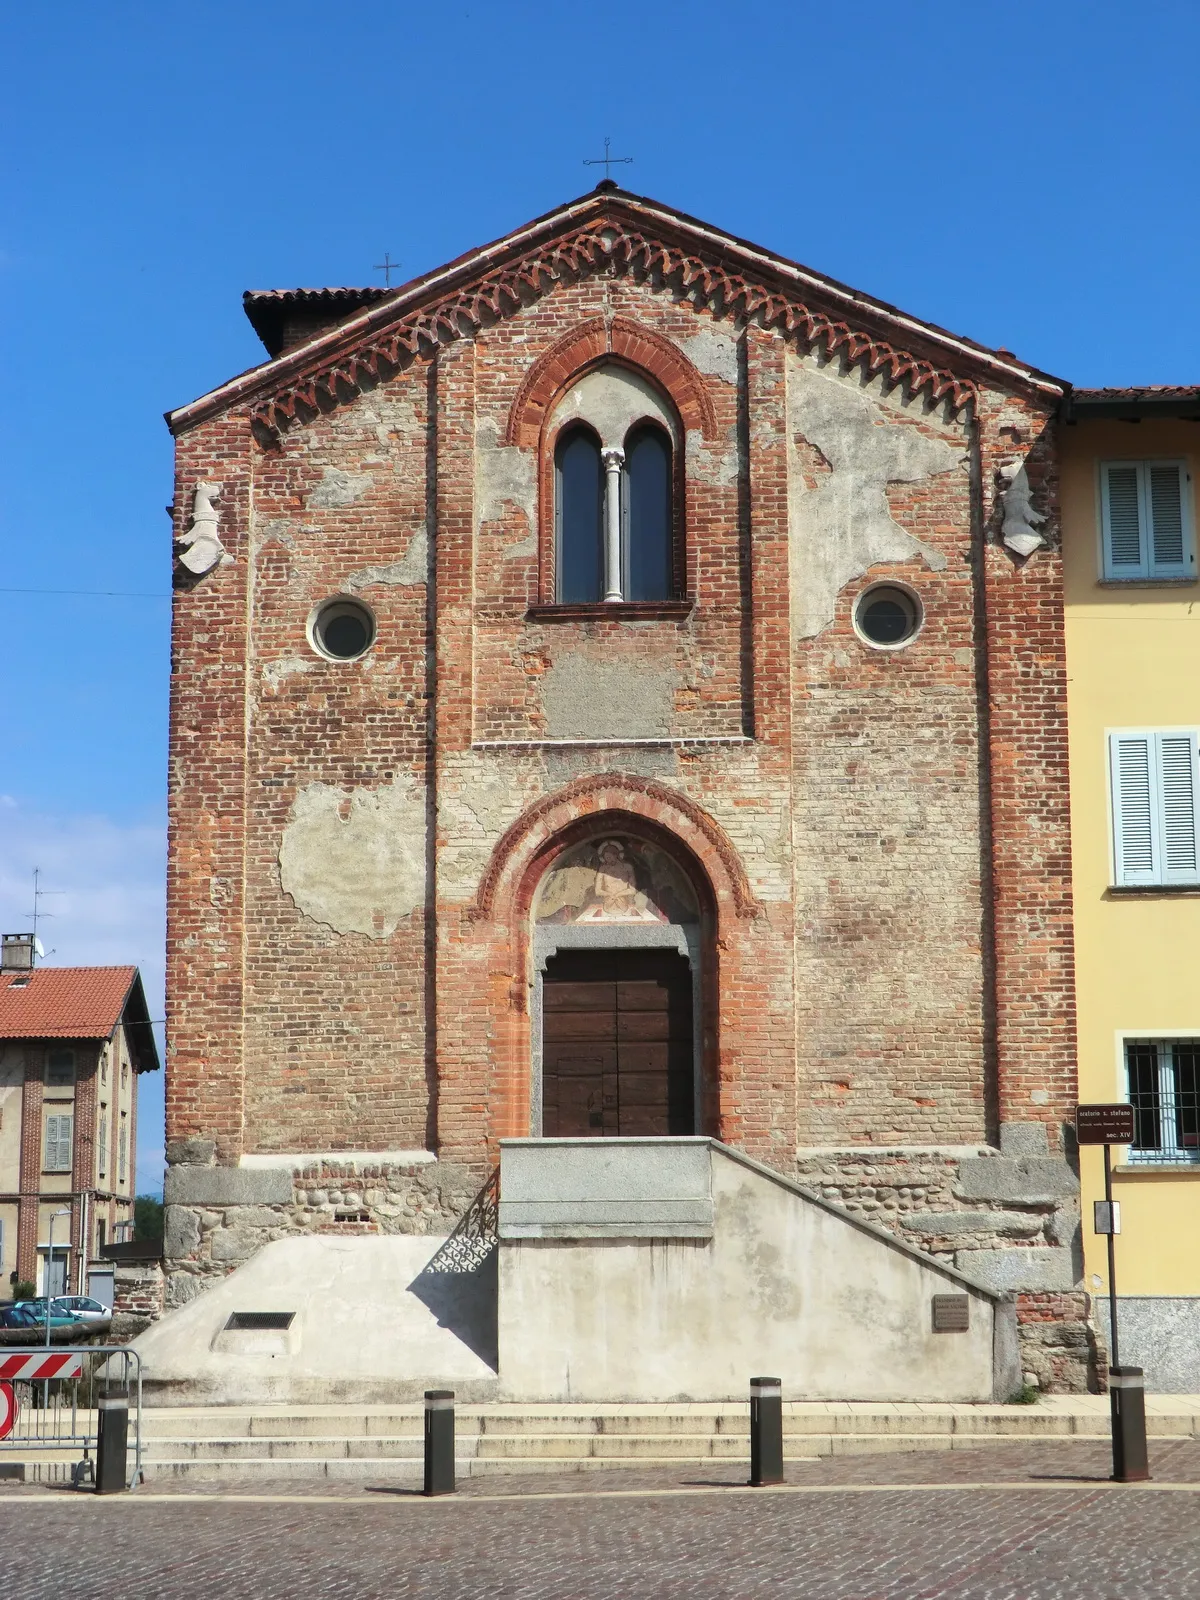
498 1139 1014 1403
132 1234 499 1406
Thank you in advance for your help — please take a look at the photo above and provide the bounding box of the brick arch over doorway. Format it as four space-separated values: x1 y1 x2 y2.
435 777 796 1170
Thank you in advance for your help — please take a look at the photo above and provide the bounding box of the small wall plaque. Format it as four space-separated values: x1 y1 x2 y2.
932 1294 970 1333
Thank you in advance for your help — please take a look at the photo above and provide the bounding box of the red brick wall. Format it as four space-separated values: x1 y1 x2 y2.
977 399 1078 1150
165 248 1076 1180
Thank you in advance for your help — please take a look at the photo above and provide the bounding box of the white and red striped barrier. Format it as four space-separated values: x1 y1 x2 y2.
0 1351 84 1382
0 1381 14 1441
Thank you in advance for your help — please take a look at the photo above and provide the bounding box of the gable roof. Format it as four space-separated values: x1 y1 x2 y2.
0 966 159 1071
243 287 392 358
1068 385 1200 420
167 186 1067 441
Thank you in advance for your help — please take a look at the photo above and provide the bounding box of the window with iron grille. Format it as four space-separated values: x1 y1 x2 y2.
98 1110 108 1179
118 1115 128 1185
1126 1039 1200 1163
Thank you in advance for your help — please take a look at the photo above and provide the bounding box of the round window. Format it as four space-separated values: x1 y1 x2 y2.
853 584 922 649
311 598 375 661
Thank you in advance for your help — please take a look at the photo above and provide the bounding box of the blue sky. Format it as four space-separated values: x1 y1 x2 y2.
3 1 1198 1195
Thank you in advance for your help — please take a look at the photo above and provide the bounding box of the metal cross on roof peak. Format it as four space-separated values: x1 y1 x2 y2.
373 252 402 287
584 137 632 186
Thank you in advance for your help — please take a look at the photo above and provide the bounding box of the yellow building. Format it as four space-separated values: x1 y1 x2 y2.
1062 388 1200 1390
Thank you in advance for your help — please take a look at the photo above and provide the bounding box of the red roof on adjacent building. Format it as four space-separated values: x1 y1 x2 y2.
0 965 139 1040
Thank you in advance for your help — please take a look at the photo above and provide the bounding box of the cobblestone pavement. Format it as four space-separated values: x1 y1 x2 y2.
3 1445 1200 1597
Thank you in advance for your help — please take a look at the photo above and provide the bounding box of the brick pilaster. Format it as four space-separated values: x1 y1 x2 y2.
166 415 254 1164
977 399 1078 1148
16 1049 43 1285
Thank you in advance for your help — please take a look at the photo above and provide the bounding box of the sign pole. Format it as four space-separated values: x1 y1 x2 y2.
1104 1141 1120 1371
1076 1103 1149 1483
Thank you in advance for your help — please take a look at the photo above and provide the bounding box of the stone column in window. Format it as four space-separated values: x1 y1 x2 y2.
601 446 625 601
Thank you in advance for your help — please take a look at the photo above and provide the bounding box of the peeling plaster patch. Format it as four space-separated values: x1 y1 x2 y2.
436 754 541 904
450 769 523 838
362 394 422 449
548 364 678 448
540 653 678 740
477 417 537 528
787 356 963 640
345 528 427 591
309 468 374 508
543 747 679 787
681 327 739 385
262 656 312 692
503 528 538 559
279 775 426 938
686 429 740 488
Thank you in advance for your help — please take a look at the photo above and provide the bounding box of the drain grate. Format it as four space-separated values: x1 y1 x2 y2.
224 1311 295 1332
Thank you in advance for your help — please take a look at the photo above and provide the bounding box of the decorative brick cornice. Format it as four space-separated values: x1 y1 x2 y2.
469 774 760 923
234 216 984 444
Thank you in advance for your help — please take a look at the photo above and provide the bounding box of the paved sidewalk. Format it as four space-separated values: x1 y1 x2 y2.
5 1436 1200 1497
2 1442 1199 1597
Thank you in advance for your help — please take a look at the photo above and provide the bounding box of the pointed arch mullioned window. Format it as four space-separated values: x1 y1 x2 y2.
555 425 605 604
554 420 675 604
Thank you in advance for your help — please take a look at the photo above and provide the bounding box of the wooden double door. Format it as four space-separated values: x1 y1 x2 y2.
542 949 695 1137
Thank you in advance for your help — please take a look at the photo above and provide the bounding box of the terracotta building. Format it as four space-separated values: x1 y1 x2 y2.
0 943 158 1295
159 187 1090 1393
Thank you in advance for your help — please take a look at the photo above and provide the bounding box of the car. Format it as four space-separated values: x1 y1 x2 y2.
50 1296 112 1326
0 1304 88 1344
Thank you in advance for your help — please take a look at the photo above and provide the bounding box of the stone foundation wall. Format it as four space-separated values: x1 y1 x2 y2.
795 1123 1096 1392
163 1145 483 1309
1016 1292 1106 1394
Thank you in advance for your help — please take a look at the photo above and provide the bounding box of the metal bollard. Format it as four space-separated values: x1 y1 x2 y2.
750 1376 783 1486
1110 1366 1151 1483
95 1396 129 1495
424 1388 456 1496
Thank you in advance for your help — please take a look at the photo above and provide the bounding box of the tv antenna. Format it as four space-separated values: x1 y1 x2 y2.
26 867 62 959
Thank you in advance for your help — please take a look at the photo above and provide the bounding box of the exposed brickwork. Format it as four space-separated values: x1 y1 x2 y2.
16 1053 41 1284
164 193 1082 1381
977 400 1078 1150
110 1259 165 1342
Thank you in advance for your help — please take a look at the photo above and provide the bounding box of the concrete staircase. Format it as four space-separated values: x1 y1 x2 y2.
123 1396 1200 1482
11 1397 1200 1484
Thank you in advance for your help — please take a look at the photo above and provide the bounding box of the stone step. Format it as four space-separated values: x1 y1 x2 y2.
137 1427 1120 1469
133 1405 1200 1442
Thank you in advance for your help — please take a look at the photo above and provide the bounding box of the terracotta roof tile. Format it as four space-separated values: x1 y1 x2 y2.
1073 385 1200 404
0 966 138 1040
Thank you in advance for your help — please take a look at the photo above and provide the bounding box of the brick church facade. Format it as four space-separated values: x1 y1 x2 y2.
164 187 1089 1388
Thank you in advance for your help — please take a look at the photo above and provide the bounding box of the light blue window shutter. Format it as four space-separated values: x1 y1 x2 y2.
1157 733 1200 882
1148 464 1190 575
1103 464 1146 576
1111 734 1159 884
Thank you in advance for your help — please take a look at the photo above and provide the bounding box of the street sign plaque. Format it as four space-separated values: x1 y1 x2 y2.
1076 1103 1135 1145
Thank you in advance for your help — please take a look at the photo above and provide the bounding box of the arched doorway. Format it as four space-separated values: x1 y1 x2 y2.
530 835 702 1137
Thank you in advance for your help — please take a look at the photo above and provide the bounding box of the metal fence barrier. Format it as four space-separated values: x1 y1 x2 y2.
0 1346 142 1489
